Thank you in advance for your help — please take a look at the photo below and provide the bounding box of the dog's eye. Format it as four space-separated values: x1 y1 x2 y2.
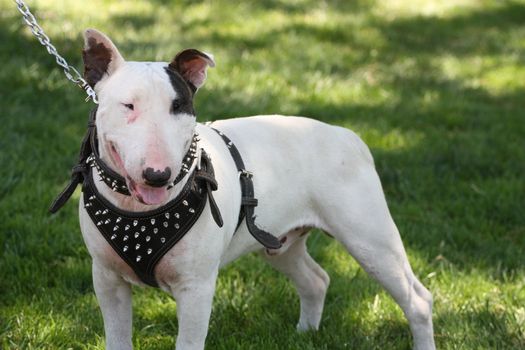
123 103 134 111
171 99 181 112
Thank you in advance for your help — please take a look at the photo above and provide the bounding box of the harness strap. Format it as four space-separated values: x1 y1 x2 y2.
212 128 282 250
195 151 223 227
49 107 98 213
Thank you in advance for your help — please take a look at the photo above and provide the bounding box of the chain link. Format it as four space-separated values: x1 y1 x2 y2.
14 0 98 103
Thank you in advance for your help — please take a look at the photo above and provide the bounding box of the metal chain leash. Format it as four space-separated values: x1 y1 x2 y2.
14 0 98 103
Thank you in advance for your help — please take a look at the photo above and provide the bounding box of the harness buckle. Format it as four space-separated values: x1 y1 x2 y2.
196 148 203 170
239 169 253 179
71 163 87 175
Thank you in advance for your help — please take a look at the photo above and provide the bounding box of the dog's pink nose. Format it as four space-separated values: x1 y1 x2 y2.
142 167 171 187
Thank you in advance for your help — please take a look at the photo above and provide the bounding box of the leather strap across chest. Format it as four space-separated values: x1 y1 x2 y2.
212 128 282 250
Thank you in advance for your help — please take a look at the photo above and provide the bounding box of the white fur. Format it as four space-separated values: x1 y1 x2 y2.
79 30 435 350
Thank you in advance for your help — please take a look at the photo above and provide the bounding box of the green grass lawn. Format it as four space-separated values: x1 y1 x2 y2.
1 0 524 349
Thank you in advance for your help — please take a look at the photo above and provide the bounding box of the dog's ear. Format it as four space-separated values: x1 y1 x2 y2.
169 49 215 92
82 29 125 89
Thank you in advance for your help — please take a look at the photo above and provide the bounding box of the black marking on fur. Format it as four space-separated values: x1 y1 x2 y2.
164 67 195 116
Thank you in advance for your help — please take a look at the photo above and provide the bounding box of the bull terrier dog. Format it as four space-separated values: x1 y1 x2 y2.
75 29 435 350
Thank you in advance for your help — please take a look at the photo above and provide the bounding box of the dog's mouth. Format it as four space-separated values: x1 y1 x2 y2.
108 141 169 205
127 178 169 205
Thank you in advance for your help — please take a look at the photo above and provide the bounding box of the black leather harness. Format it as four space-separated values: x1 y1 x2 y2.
51 108 281 287
82 160 213 287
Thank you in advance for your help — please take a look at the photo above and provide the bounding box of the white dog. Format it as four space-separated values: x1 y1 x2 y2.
69 29 435 350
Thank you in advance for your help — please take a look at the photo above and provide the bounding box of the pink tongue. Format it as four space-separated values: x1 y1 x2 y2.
135 184 168 205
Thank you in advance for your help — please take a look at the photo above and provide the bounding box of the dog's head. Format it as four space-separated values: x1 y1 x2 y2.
82 29 214 205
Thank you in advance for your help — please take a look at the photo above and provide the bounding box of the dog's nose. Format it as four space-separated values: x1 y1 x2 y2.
142 167 172 187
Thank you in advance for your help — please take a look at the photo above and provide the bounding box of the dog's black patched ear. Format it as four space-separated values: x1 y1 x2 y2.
82 29 125 89
169 49 215 91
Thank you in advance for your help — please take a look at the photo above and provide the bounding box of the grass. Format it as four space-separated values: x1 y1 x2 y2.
1 0 524 349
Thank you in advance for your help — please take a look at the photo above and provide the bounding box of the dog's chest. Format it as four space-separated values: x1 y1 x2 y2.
79 166 211 287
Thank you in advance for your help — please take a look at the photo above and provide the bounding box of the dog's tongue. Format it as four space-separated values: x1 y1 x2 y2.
135 184 168 205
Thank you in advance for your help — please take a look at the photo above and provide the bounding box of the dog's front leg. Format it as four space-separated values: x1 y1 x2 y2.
171 274 218 350
92 262 133 350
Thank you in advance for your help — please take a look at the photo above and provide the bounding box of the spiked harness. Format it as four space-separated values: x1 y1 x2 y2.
51 107 281 287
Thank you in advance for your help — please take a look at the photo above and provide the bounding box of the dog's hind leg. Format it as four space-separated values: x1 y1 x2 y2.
320 167 435 350
262 229 330 331
92 262 133 350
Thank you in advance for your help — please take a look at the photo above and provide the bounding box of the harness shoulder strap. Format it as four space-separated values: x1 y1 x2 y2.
212 128 282 250
194 149 223 227
49 107 98 213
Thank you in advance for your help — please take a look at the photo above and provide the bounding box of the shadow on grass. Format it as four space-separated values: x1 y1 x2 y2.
0 8 94 302
375 2 525 59
111 13 157 31
148 0 378 15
